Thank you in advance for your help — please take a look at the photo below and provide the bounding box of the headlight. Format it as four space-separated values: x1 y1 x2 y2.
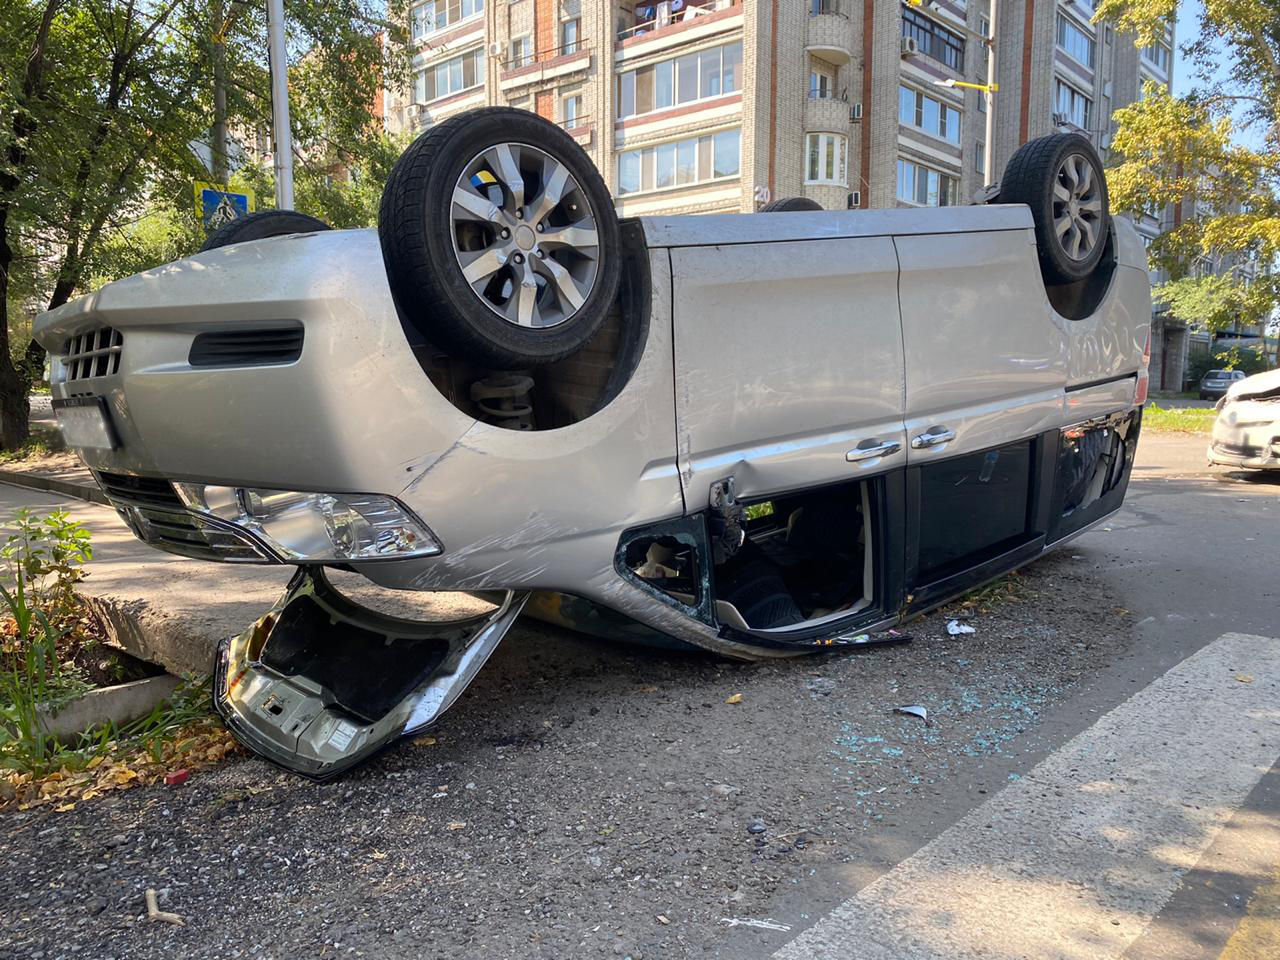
173 484 442 562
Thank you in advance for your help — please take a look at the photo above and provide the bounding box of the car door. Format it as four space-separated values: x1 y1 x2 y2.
667 235 908 510
894 223 1068 600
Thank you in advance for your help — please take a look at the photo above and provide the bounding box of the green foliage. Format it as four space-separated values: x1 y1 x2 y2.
1186 343 1270 382
0 508 92 615
1094 2 1279 341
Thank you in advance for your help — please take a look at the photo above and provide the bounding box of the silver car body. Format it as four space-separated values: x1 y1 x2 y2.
34 205 1152 775
1207 369 1280 471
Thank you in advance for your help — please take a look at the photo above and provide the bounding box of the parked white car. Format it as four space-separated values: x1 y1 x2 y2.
1208 369 1280 471
35 110 1151 777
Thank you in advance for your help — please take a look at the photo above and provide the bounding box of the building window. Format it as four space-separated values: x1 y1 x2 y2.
617 128 741 195
810 57 839 99
616 41 742 119
1054 79 1092 128
561 18 580 54
898 85 961 144
902 8 964 72
562 93 584 127
1056 14 1096 68
509 35 532 68
415 47 484 102
1142 41 1170 72
897 158 958 206
810 0 841 13
975 144 985 175
805 133 848 185
410 0 484 42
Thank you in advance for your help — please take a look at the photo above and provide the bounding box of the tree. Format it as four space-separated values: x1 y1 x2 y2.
1094 0 1278 347
0 0 408 449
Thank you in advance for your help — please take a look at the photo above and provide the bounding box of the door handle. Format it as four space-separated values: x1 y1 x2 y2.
911 426 957 449
846 439 901 462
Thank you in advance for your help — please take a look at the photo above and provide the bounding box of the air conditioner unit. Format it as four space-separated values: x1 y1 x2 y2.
1052 111 1069 126
1100 131 1112 149
848 190 861 209
1102 80 1114 98
900 36 919 57
851 102 863 121
406 103 422 118
488 40 503 56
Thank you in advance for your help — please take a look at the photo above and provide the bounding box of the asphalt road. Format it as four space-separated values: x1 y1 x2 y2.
2 429 1278 959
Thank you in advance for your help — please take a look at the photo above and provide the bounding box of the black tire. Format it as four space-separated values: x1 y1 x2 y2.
200 210 331 252
1000 132 1110 284
760 196 823 212
379 107 622 369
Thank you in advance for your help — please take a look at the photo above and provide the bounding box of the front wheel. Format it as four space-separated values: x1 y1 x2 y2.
378 108 623 370
1000 132 1110 285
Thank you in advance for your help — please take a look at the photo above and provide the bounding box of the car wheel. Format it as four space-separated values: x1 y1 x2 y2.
999 132 1110 284
760 196 823 212
200 210 331 252
379 107 622 369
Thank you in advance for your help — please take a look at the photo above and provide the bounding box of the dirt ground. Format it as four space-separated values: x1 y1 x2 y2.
0 549 1132 960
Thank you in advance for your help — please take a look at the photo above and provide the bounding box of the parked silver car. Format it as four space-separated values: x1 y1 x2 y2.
1199 368 1247 400
1207 369 1280 471
35 110 1151 777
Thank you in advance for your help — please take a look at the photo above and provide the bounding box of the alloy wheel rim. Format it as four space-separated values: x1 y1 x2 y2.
450 142 600 329
1051 153 1104 261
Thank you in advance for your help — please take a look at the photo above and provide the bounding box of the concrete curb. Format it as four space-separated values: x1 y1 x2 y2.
81 594 221 678
0 468 107 506
37 674 183 742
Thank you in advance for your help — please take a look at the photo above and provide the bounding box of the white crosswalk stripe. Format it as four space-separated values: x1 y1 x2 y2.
773 632 1280 960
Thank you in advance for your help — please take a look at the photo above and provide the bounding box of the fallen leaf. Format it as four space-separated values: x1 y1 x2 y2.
54 802 75 813
1236 674 1254 684
413 735 437 747
657 915 670 925
370 850 387 860
446 821 467 830
725 693 743 705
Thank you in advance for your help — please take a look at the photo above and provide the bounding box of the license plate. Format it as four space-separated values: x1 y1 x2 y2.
53 396 119 450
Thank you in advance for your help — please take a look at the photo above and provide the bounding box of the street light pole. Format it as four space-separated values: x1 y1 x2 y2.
267 0 295 209
984 0 998 188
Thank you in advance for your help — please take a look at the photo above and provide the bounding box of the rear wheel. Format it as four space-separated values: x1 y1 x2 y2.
379 108 622 369
200 210 331 252
1000 132 1110 284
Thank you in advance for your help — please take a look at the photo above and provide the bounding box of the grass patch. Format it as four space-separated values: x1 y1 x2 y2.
946 570 1028 617
1143 403 1218 434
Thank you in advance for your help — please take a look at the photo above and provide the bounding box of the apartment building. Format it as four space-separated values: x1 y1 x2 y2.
384 1 1171 216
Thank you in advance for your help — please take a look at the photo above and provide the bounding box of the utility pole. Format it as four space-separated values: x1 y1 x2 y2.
984 0 998 188
926 0 999 189
267 0 295 209
211 0 228 183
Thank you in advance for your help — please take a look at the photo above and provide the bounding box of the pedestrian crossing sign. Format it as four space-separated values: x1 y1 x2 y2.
195 182 255 232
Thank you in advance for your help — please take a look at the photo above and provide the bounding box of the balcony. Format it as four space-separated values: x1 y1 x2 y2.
498 40 592 93
617 0 739 43
804 91 852 132
806 1 854 64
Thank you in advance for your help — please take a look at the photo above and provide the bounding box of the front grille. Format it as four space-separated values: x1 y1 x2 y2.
63 327 123 381
1213 441 1264 458
188 326 304 367
95 471 275 563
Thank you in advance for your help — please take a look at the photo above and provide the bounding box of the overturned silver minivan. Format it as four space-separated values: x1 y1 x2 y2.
35 109 1151 777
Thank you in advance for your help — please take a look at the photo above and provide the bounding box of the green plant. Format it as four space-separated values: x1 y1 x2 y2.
0 573 88 773
0 508 92 615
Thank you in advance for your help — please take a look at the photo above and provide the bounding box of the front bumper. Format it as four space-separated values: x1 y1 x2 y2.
1208 403 1280 471
215 567 529 779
